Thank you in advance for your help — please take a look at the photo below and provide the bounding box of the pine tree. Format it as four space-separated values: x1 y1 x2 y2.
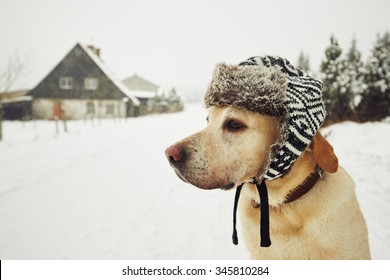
339 36 365 120
358 31 390 121
297 51 310 73
320 34 346 124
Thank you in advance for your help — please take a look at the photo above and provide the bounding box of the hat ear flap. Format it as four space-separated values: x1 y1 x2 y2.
311 132 338 173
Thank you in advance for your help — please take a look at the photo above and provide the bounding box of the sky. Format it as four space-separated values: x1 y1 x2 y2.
0 0 389 99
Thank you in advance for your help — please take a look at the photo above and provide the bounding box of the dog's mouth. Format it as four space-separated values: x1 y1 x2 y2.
220 182 235 190
173 169 190 184
173 169 236 191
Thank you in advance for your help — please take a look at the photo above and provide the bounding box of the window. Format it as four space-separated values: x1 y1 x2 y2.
84 77 98 90
59 76 73 90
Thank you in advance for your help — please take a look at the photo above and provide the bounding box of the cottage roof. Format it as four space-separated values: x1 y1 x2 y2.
79 44 140 106
122 74 159 92
0 89 29 100
0 95 32 104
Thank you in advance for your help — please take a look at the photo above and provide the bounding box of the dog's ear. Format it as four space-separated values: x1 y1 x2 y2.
310 132 338 173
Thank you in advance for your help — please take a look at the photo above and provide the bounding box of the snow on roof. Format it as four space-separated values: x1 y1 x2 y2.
79 43 140 106
129 90 157 99
0 95 33 104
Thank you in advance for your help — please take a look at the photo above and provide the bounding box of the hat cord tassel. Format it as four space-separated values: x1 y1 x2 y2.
232 179 271 247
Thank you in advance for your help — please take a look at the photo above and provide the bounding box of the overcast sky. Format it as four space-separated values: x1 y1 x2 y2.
1 0 389 98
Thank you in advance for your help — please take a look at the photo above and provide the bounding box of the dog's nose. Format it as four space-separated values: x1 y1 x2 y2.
165 145 184 164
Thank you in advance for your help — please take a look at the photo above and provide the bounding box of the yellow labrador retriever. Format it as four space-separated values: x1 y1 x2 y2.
165 56 371 260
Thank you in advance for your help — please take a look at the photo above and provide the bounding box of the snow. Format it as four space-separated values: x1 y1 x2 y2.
0 104 389 260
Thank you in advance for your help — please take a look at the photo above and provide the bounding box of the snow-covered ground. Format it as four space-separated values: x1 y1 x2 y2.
0 104 389 260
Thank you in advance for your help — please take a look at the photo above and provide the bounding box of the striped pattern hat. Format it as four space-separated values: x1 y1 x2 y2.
205 56 325 180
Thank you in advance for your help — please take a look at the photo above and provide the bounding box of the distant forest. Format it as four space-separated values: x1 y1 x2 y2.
297 31 390 125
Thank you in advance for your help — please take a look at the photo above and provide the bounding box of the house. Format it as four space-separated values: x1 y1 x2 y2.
122 74 184 115
28 43 140 120
122 74 159 115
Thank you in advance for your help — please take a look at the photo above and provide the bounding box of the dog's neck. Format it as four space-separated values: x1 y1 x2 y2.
283 167 321 204
247 149 318 207
269 149 318 206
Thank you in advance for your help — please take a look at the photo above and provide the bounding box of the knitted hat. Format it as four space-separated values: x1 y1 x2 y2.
205 56 326 180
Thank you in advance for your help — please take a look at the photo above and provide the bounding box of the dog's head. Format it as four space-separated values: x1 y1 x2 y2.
166 55 334 191
165 105 281 190
165 105 338 194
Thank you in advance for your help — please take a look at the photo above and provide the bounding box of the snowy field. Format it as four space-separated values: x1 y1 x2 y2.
0 104 389 260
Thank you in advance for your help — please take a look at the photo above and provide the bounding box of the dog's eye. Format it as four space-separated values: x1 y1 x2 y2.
225 120 245 132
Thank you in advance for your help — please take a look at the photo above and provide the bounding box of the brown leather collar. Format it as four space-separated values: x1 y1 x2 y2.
251 167 321 207
283 168 321 204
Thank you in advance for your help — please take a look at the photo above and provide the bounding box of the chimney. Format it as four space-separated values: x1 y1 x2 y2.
87 45 101 57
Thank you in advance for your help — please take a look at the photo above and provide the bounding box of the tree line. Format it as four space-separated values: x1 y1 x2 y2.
297 31 390 125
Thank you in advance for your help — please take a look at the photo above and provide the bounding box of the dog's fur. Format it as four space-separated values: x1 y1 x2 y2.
165 106 371 260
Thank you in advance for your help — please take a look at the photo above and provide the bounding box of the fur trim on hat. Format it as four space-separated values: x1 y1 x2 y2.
204 63 288 116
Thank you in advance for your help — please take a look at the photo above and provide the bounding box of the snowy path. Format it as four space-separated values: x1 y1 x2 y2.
0 104 389 259
0 105 247 259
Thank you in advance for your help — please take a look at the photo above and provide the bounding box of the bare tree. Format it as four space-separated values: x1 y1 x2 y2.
0 50 29 93
0 49 30 141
